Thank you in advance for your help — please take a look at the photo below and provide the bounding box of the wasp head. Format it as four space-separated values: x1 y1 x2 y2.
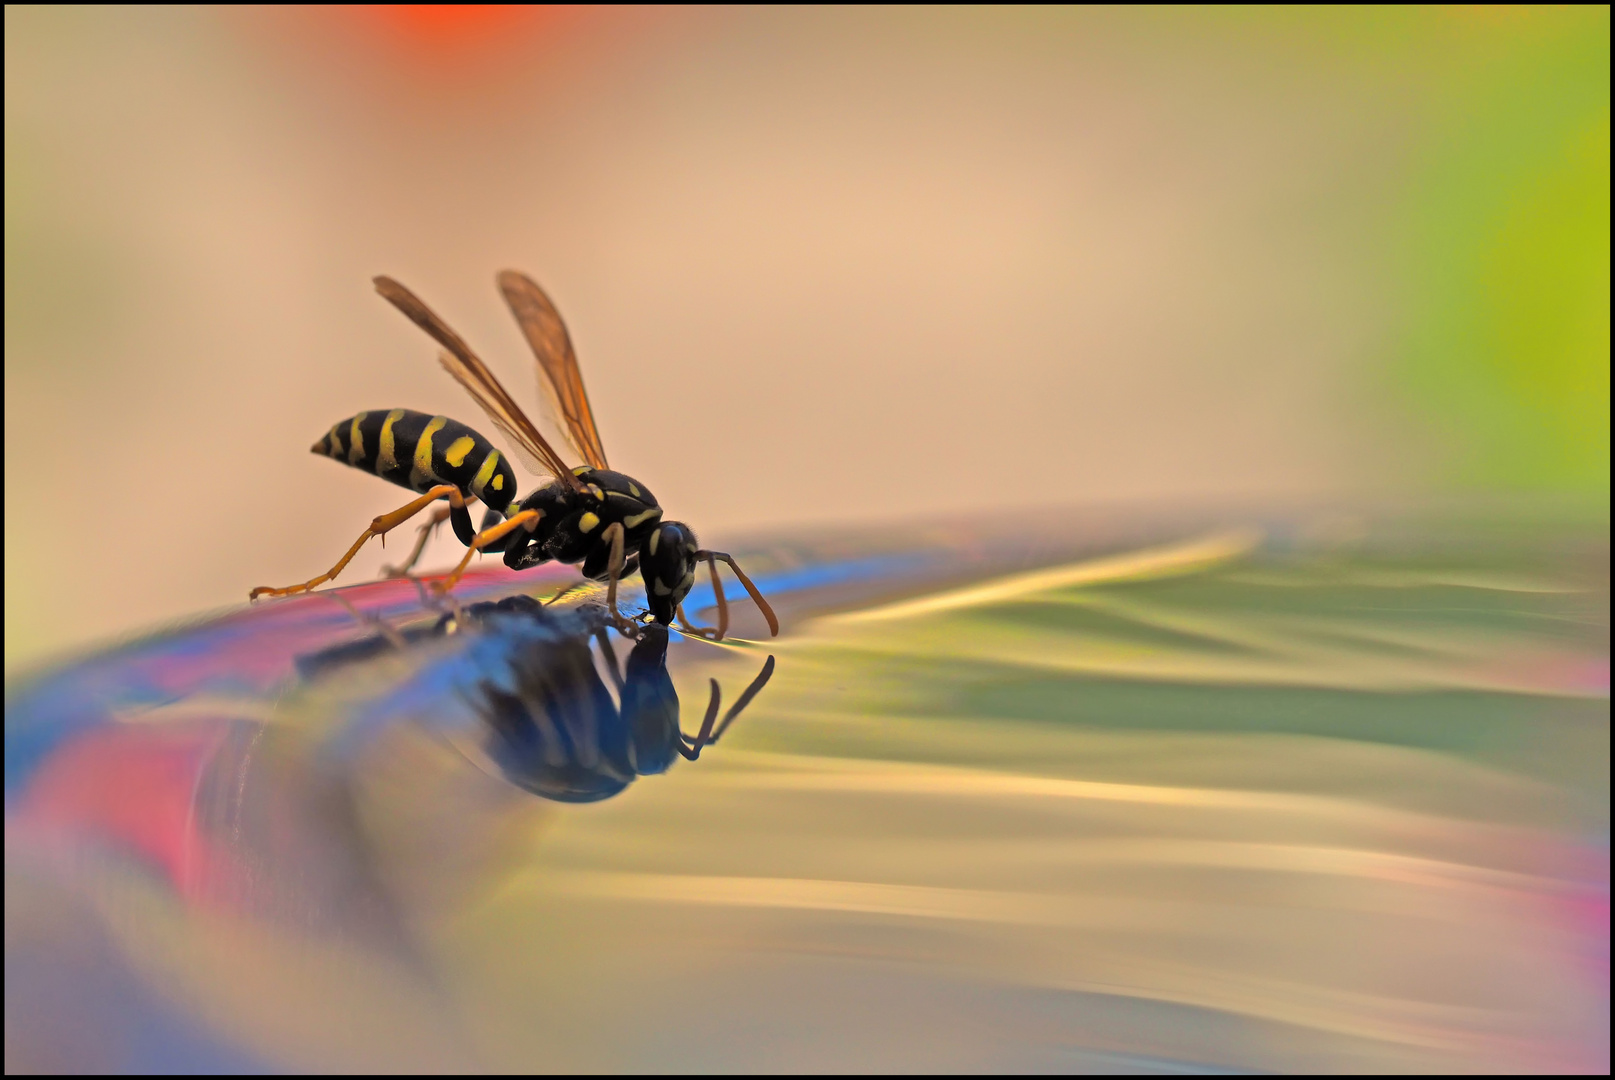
639 521 698 625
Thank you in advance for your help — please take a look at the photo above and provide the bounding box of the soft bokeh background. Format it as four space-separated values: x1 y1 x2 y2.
5 11 1609 1071
4 6 1607 671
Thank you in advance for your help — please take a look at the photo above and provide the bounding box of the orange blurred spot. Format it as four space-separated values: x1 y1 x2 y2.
353 4 572 52
369 5 526 39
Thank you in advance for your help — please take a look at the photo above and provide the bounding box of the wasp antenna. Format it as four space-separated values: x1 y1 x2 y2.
697 552 779 638
679 678 723 760
706 553 730 641
711 655 776 744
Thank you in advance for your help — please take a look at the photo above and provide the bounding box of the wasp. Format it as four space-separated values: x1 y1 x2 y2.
251 272 777 641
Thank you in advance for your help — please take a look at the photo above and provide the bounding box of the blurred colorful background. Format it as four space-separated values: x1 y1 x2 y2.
6 5 1606 669
5 6 1608 1074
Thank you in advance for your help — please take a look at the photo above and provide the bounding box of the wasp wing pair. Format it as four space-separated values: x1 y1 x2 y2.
372 271 605 487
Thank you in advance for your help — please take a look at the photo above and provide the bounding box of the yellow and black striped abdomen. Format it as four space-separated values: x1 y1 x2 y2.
312 409 518 513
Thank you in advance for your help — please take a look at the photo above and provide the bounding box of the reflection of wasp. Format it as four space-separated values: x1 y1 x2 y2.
253 272 777 641
299 595 776 803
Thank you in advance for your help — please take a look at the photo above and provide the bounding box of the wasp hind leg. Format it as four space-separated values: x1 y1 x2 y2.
250 484 468 600
380 504 447 579
380 496 484 578
429 509 544 595
382 498 527 579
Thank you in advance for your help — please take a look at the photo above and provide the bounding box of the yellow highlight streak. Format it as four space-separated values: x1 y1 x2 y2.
719 750 1344 815
546 873 1066 924
538 841 1562 924
840 528 1263 623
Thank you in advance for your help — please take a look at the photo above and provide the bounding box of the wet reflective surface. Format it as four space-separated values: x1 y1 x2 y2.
6 508 1608 1072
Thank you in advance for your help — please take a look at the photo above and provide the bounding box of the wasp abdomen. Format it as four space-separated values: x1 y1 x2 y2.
313 409 518 513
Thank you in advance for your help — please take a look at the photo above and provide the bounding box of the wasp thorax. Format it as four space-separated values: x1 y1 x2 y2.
640 521 699 624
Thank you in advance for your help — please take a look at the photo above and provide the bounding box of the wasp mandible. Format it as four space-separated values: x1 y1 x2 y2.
251 272 778 641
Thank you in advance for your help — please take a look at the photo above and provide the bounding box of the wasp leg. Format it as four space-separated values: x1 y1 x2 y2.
251 485 467 600
600 522 640 637
431 509 543 594
593 627 625 695
403 572 468 630
545 580 589 607
322 591 409 650
677 679 724 760
581 544 639 581
381 503 448 578
472 506 528 555
693 551 779 638
676 553 730 641
382 495 486 578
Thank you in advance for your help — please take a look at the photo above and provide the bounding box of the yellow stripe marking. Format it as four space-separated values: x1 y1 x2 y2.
491 475 504 491
628 482 640 497
327 425 343 457
572 466 590 477
578 512 600 534
377 409 406 475
623 508 662 529
648 529 660 556
443 434 477 469
410 415 448 489
472 449 502 496
347 412 368 466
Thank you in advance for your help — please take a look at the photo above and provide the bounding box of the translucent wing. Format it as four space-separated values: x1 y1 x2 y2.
497 270 610 471
373 276 581 490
